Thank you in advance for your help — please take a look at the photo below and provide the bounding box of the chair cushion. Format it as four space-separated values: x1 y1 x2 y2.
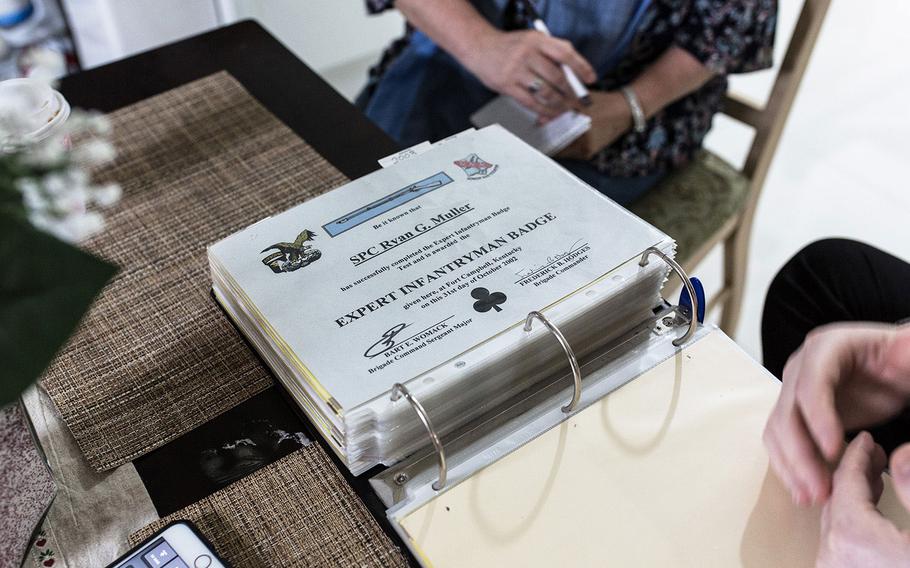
630 150 750 264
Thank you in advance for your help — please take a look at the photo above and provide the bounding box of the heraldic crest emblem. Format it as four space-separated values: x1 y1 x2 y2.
261 229 321 274
454 153 498 180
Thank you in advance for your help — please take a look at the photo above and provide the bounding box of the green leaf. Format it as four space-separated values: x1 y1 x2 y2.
0 214 117 405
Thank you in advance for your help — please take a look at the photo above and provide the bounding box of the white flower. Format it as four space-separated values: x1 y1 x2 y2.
49 184 89 216
7 106 121 244
85 112 111 136
41 172 70 197
30 209 106 244
60 112 113 142
26 209 55 235
20 138 66 167
62 210 105 242
21 48 66 83
71 138 116 166
15 178 43 208
91 183 122 208
61 111 90 132
64 167 89 189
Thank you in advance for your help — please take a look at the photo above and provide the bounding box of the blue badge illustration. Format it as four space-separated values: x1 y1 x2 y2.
454 153 498 180
261 229 321 274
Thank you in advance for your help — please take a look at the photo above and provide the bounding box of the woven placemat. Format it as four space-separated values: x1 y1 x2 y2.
130 444 407 567
42 72 349 471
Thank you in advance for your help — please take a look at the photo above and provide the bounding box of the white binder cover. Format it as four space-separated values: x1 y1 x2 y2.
392 330 910 567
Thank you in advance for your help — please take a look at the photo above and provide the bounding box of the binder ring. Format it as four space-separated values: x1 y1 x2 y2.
639 247 699 346
524 311 582 413
390 383 447 491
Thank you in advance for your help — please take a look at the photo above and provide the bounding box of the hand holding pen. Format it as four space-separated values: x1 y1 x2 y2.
468 29 596 121
524 1 593 107
394 0 596 120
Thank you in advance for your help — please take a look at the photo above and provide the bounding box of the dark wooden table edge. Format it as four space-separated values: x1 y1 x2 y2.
60 20 400 181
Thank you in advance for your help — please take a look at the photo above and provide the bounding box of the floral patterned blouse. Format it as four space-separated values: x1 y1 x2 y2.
362 0 777 178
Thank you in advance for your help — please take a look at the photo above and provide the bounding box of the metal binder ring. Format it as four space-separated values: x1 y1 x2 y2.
639 247 699 347
524 311 582 413
390 383 447 491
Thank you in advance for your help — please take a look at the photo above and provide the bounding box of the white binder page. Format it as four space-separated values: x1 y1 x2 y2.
394 331 910 567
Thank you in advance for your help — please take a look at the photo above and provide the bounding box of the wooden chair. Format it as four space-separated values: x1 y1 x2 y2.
631 0 832 335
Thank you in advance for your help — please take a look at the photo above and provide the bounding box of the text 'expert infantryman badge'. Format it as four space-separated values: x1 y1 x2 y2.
454 153 498 180
471 287 507 313
261 229 322 274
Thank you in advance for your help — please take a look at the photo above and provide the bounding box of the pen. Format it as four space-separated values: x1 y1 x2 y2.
524 4 592 107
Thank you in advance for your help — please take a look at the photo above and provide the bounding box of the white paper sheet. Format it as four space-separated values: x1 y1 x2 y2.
209 126 663 412
470 96 591 156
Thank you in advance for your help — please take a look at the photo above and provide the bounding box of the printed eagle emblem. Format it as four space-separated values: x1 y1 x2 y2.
261 229 322 273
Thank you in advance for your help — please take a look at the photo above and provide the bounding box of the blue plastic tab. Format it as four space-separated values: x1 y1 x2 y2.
0 3 34 27
678 276 706 323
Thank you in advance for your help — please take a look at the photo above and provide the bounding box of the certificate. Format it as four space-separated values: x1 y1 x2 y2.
210 126 664 416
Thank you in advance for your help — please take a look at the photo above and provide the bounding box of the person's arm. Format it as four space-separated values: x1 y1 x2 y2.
559 46 714 160
629 46 714 120
394 0 596 119
560 0 776 161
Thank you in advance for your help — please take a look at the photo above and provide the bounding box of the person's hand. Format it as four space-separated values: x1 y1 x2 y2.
763 323 910 506
556 91 632 160
816 432 910 567
466 29 596 121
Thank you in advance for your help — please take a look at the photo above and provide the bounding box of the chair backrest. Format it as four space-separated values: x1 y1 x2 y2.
723 0 832 211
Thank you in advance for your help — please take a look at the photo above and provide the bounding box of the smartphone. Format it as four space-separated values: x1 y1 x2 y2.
106 520 227 568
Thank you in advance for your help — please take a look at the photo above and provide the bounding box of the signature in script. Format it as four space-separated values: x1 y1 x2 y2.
363 322 411 359
514 238 586 280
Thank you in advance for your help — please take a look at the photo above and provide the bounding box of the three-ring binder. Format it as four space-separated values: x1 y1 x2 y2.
639 246 699 346
389 255 699 493
524 311 582 413
391 382 447 491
